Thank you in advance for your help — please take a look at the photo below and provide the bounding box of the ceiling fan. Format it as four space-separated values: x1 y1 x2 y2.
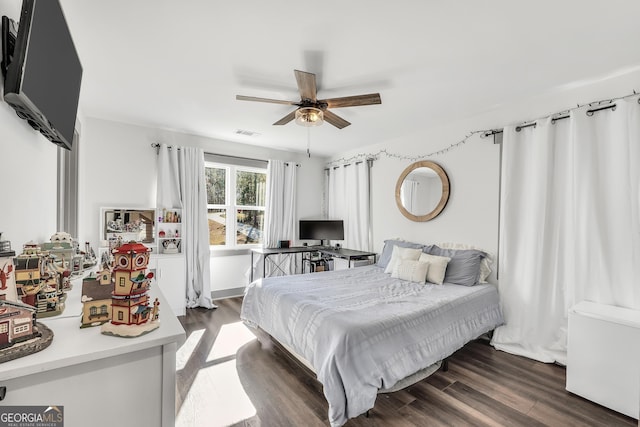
236 70 382 129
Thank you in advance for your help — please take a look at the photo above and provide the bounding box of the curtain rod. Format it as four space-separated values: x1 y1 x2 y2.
483 92 639 138
151 143 299 166
324 158 374 171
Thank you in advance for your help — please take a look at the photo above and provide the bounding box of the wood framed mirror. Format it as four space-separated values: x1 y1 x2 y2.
395 160 450 221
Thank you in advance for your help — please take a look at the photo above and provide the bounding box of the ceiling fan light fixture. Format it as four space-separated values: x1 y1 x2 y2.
295 107 324 127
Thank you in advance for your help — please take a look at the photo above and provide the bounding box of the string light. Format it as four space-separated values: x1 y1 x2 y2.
326 130 491 166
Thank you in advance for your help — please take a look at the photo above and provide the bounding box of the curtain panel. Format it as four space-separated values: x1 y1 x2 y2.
326 161 372 251
260 159 297 277
491 97 640 364
157 144 215 309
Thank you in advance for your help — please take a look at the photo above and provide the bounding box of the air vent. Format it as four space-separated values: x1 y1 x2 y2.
235 129 260 137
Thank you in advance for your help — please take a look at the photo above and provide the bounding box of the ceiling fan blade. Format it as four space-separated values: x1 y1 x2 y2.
321 93 382 108
236 95 297 105
322 110 351 129
273 110 297 126
294 70 317 102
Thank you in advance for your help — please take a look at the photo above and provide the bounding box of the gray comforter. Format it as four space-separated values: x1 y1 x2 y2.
241 265 504 426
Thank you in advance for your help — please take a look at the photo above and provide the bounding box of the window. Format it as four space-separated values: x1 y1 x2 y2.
205 161 267 248
14 324 30 334
57 129 79 236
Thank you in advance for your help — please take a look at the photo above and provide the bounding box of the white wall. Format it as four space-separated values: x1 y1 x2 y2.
365 127 501 264
78 117 327 293
331 69 640 284
0 95 58 250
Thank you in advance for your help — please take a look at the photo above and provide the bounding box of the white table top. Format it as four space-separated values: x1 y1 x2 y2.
0 270 186 381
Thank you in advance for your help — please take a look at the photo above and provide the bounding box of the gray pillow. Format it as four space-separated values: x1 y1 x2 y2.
426 245 487 286
377 239 425 269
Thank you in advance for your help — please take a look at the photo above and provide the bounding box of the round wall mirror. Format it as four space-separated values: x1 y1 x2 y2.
395 160 450 221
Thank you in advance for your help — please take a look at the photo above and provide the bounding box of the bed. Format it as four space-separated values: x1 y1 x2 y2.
241 241 504 427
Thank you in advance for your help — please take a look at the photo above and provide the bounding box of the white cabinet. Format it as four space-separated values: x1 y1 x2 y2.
149 254 186 317
567 301 640 419
0 280 185 427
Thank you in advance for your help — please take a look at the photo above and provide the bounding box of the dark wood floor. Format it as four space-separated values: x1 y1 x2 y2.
176 297 636 427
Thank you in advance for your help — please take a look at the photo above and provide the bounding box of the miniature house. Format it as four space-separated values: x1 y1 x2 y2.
80 266 114 328
109 242 154 326
14 255 42 307
0 299 38 349
13 243 68 318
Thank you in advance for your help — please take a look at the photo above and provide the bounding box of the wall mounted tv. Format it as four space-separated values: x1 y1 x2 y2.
299 220 344 246
1 0 82 150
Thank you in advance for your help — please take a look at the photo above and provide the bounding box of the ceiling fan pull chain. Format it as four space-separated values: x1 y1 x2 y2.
307 127 311 158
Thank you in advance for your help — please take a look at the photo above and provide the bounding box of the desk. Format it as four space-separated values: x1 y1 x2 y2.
250 246 377 281
317 247 377 268
250 246 315 281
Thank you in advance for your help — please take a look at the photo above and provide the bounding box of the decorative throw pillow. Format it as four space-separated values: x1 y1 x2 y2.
377 239 424 269
384 245 423 274
418 253 451 285
437 242 494 283
391 259 430 284
427 246 487 287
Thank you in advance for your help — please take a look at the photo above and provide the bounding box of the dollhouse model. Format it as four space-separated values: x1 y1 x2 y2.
80 264 114 328
14 245 43 306
0 299 39 349
14 242 69 318
101 242 159 337
0 298 54 363
42 232 74 275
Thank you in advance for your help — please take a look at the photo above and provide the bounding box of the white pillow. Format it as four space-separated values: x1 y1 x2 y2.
419 253 451 285
384 245 423 274
437 242 493 283
392 259 430 284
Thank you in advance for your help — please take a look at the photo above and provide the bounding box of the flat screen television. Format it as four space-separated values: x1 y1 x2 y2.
299 220 344 246
1 0 82 150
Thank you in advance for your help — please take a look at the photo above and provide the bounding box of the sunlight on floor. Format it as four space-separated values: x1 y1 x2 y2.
176 321 259 426
176 359 257 427
176 328 205 371
207 321 257 363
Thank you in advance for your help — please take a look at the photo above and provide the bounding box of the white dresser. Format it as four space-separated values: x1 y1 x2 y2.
567 301 640 420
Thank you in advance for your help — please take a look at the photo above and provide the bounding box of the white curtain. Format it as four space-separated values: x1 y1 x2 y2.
157 144 215 309
260 159 297 277
491 97 640 364
400 180 419 213
327 161 371 251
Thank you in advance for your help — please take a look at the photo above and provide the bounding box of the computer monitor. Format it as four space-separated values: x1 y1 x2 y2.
299 220 344 246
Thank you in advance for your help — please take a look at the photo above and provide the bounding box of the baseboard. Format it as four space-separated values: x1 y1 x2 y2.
211 287 245 300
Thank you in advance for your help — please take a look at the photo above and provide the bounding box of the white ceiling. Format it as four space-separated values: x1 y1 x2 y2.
59 0 640 157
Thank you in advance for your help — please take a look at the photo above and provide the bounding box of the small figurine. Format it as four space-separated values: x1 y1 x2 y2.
151 298 160 321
